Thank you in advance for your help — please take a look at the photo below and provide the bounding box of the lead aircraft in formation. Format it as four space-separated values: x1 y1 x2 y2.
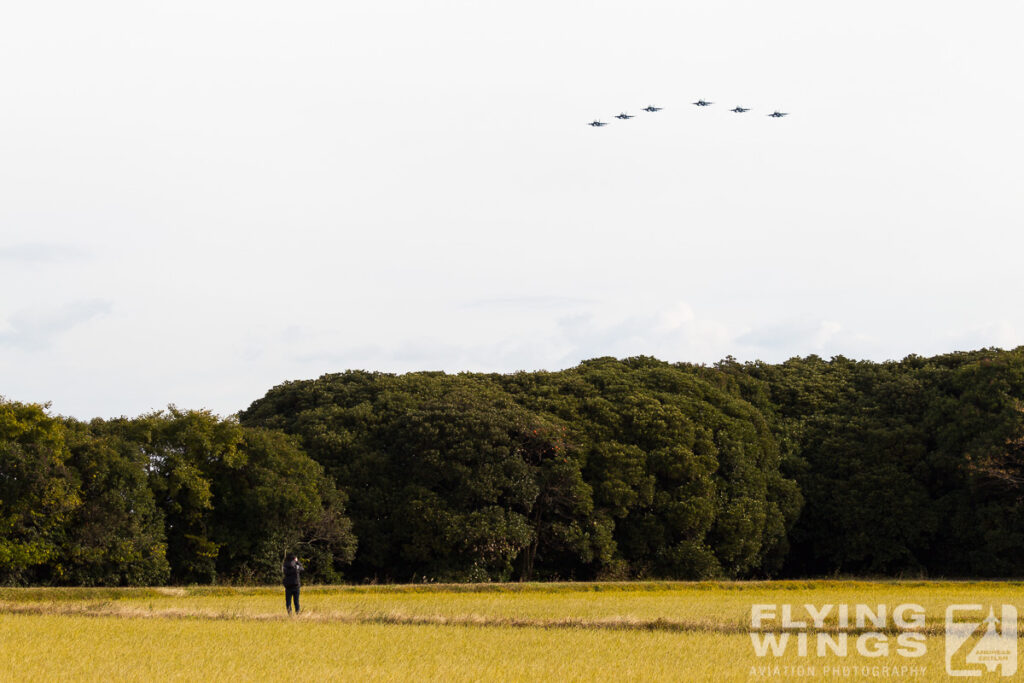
589 101 788 126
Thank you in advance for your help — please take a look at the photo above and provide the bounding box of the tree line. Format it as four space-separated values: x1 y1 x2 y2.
3 347 1023 585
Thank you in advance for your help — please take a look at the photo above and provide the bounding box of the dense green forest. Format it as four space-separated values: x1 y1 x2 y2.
3 348 1024 585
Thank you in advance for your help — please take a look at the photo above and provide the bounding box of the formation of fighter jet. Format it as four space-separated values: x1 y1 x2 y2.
587 101 789 126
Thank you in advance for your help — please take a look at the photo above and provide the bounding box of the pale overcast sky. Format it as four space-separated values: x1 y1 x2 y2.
2 1 1022 418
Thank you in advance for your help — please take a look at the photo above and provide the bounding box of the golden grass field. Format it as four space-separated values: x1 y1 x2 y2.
2 581 1023 681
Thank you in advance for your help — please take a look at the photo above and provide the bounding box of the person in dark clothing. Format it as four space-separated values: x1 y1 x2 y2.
283 553 303 614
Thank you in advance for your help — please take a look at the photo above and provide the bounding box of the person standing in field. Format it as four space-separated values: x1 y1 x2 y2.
283 553 303 614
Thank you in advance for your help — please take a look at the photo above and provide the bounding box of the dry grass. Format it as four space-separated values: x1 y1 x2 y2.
1 581 1022 681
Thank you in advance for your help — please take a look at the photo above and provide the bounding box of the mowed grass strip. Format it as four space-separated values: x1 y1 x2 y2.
0 599 747 634
0 600 992 637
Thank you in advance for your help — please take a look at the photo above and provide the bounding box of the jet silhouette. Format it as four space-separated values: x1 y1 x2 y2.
588 120 608 127
614 113 635 120
767 111 789 118
642 106 663 112
693 100 713 107
730 106 750 113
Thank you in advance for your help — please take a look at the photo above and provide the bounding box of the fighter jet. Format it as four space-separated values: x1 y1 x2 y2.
693 100 713 107
642 106 663 112
588 120 608 127
730 106 750 113
614 113 635 120
767 111 789 118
